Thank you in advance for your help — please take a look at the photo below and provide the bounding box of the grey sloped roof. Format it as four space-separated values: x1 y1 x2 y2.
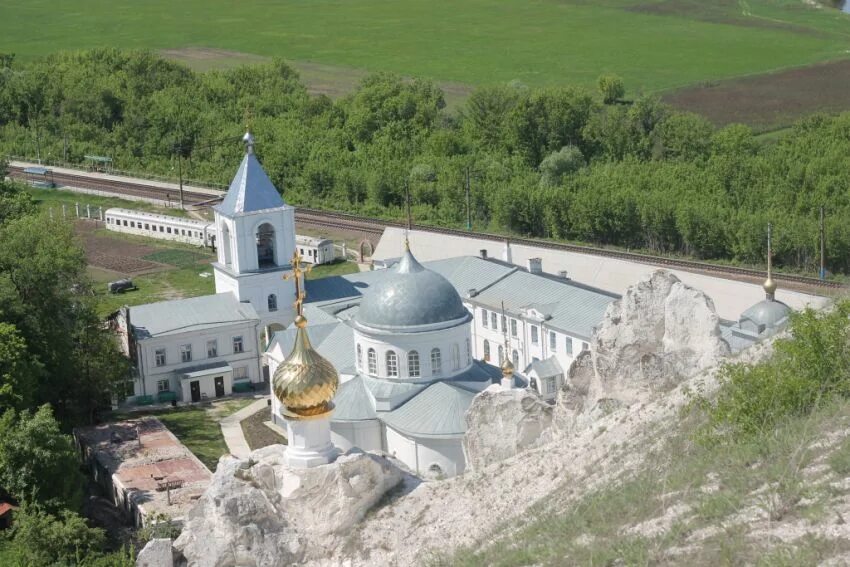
333 376 377 421
741 299 791 332
215 152 284 216
361 375 426 403
473 269 617 340
381 381 477 438
130 293 258 339
270 319 355 375
527 356 563 378
356 249 469 330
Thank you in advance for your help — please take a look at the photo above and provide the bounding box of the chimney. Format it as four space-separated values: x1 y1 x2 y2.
558 270 569 280
502 240 513 264
527 257 543 274
480 249 488 259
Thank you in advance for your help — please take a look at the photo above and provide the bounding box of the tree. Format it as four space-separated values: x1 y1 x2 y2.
539 145 584 187
0 405 84 511
0 323 41 413
597 74 625 104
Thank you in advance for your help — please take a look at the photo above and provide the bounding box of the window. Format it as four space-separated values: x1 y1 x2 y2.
511 319 518 337
144 223 150 230
531 326 539 345
431 348 442 375
123 220 128 226
367 348 377 375
180 344 192 363
465 339 471 364
207 339 218 358
482 340 490 362
550 331 557 350
386 350 398 377
234 366 248 380
357 344 363 370
155 348 166 367
481 309 488 328
130 221 135 228
233 336 244 354
512 349 519 368
157 379 170 393
566 338 573 356
544 377 556 395
501 315 507 332
268 294 278 312
491 312 498 329
452 344 461 370
167 227 172 234
408 350 420 378
582 342 589 352
498 345 504 365
159 226 164 232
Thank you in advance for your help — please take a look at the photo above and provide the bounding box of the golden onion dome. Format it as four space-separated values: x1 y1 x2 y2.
763 276 777 299
272 315 339 419
501 357 515 378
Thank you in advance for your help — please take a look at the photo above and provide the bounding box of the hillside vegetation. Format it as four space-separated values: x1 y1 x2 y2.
2 50 850 275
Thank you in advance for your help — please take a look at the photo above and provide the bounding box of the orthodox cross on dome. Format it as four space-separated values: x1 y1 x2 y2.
764 222 777 301
501 301 511 357
283 250 312 317
404 181 412 250
242 106 255 154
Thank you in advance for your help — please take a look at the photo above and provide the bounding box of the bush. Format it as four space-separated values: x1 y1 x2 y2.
597 74 625 104
698 300 850 441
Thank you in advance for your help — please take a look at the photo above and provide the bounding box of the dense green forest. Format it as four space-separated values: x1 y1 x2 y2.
1 49 848 274
0 180 131 564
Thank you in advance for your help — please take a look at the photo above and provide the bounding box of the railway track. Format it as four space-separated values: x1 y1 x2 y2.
8 164 844 292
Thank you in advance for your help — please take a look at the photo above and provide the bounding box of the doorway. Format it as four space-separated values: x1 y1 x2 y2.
190 380 201 402
214 376 225 398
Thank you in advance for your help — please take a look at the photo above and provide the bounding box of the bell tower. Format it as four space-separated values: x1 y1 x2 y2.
213 132 297 333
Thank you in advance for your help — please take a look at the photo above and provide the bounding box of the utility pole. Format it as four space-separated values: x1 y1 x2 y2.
819 206 826 280
465 167 472 231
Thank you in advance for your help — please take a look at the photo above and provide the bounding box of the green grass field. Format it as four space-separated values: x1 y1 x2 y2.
2 0 849 93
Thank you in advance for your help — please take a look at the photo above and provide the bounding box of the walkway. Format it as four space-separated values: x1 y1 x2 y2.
219 398 269 459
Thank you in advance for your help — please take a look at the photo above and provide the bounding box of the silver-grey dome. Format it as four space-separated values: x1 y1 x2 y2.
740 298 790 334
356 249 469 330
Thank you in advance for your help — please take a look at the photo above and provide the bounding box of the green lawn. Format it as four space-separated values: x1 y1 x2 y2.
26 187 189 218
2 1 850 92
306 258 360 280
110 398 254 471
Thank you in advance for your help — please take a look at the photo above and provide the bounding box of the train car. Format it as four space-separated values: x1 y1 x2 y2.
23 166 55 188
295 235 335 265
104 208 214 247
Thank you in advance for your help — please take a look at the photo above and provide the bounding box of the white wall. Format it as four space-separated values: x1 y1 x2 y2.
331 420 383 453
180 370 233 402
385 426 465 478
353 321 473 382
133 321 261 400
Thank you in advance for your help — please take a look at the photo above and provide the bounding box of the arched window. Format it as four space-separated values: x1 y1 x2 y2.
386 350 398 377
452 344 460 370
498 345 504 365
483 340 490 362
256 223 276 268
465 339 471 365
431 348 442 376
408 350 420 378
221 224 233 266
267 294 277 312
512 349 519 368
357 344 363 371
367 348 377 375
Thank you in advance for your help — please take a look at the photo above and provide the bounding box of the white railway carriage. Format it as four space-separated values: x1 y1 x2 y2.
295 235 335 265
105 208 215 247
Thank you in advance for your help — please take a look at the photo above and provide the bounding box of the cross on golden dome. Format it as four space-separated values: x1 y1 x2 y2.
284 250 312 318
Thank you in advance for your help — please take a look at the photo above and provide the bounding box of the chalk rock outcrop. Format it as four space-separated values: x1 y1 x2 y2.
557 270 730 425
463 385 554 472
173 445 403 567
136 538 175 567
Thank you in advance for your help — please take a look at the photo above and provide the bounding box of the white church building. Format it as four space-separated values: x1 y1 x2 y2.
116 133 298 403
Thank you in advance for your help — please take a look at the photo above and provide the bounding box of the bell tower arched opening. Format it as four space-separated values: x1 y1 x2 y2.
256 223 276 268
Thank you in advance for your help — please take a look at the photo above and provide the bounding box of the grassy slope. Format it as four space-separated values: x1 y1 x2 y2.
443 400 850 566
1 1 849 91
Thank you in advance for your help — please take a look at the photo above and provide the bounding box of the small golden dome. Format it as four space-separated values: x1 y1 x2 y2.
273 316 339 419
501 357 514 378
763 276 777 298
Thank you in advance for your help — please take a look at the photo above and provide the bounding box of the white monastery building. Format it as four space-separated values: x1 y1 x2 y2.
111 131 791 479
